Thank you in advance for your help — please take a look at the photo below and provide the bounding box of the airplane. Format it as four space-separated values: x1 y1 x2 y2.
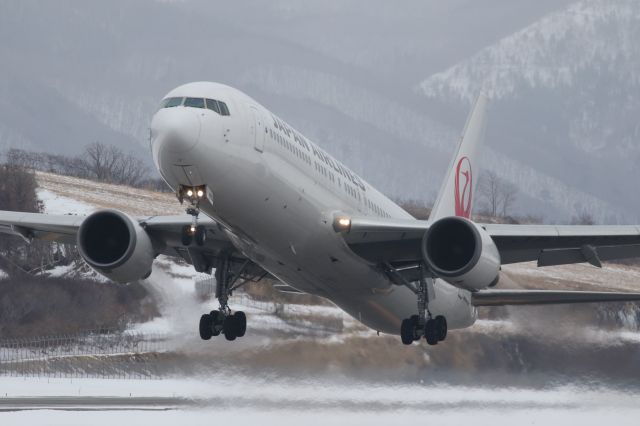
2 81 640 345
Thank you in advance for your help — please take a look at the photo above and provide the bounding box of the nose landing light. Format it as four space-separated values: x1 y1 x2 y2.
178 185 208 205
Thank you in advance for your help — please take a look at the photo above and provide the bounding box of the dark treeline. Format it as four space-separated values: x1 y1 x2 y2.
5 143 168 191
0 275 157 338
0 163 64 276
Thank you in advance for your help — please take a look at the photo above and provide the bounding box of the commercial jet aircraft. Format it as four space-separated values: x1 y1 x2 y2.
2 82 640 345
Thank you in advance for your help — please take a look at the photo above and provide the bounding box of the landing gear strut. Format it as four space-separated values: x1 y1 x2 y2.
178 185 208 247
397 265 448 346
198 253 248 342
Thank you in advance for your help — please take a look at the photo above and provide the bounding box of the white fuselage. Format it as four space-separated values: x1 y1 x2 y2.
151 82 476 335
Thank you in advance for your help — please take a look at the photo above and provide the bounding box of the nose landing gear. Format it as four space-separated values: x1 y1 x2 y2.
178 185 209 247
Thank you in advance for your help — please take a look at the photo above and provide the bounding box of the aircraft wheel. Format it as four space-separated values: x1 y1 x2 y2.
181 225 193 246
223 316 237 341
234 311 247 337
195 225 207 246
424 319 439 346
210 310 223 336
199 314 213 340
409 315 421 341
400 318 414 345
435 315 448 341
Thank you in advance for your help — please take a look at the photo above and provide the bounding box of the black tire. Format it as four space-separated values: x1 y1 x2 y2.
223 316 237 341
424 319 439 346
400 318 414 345
409 315 420 341
210 310 223 336
195 225 207 246
199 314 213 340
435 315 448 341
181 225 193 246
234 311 247 337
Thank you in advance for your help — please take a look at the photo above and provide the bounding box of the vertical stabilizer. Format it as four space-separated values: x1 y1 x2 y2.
429 94 488 221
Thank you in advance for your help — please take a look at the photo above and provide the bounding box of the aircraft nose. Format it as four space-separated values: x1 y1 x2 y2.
151 107 201 154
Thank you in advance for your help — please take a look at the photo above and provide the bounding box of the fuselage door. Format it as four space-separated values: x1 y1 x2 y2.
250 106 264 152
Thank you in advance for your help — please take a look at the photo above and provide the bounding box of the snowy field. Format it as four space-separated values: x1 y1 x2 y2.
1 376 640 425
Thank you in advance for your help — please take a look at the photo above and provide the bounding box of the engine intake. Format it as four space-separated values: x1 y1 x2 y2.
422 216 500 290
77 209 155 283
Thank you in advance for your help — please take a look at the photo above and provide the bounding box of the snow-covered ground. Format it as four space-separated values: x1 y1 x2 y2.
36 171 183 216
1 376 640 425
37 188 95 215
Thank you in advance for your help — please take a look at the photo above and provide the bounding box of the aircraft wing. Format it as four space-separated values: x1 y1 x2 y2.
339 216 640 267
0 211 84 244
0 210 261 275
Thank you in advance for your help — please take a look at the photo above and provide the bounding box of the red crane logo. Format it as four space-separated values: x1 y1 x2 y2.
455 156 473 218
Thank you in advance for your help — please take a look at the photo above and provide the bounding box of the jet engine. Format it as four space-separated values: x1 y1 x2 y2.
77 209 155 283
422 216 500 291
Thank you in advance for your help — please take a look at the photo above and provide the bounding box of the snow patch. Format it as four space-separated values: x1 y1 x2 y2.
37 188 95 215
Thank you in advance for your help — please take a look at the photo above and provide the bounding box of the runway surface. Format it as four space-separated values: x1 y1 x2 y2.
0 396 192 411
2 377 640 425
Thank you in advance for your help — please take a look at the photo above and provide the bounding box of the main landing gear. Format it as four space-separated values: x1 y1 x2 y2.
198 254 248 342
398 267 448 346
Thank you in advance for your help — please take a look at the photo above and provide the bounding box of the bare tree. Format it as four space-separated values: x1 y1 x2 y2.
500 181 518 218
80 142 149 186
0 164 42 213
571 209 596 225
479 170 501 217
113 151 148 186
479 170 518 218
81 142 120 182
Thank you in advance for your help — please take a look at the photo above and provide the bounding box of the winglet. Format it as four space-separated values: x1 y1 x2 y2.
430 94 488 221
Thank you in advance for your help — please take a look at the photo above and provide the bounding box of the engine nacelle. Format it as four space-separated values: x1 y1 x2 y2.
77 209 155 283
422 216 500 291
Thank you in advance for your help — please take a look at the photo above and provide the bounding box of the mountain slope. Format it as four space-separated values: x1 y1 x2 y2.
0 0 635 223
419 0 640 222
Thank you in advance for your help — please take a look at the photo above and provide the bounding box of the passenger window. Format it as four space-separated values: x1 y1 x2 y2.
219 102 230 116
184 97 205 108
164 97 184 108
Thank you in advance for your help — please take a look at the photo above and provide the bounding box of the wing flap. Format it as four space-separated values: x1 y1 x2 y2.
472 289 640 306
537 244 640 267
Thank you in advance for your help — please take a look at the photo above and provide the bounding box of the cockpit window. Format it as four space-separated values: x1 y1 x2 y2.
205 98 230 116
205 98 220 114
159 96 229 115
163 97 184 108
184 97 205 109
218 101 230 116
